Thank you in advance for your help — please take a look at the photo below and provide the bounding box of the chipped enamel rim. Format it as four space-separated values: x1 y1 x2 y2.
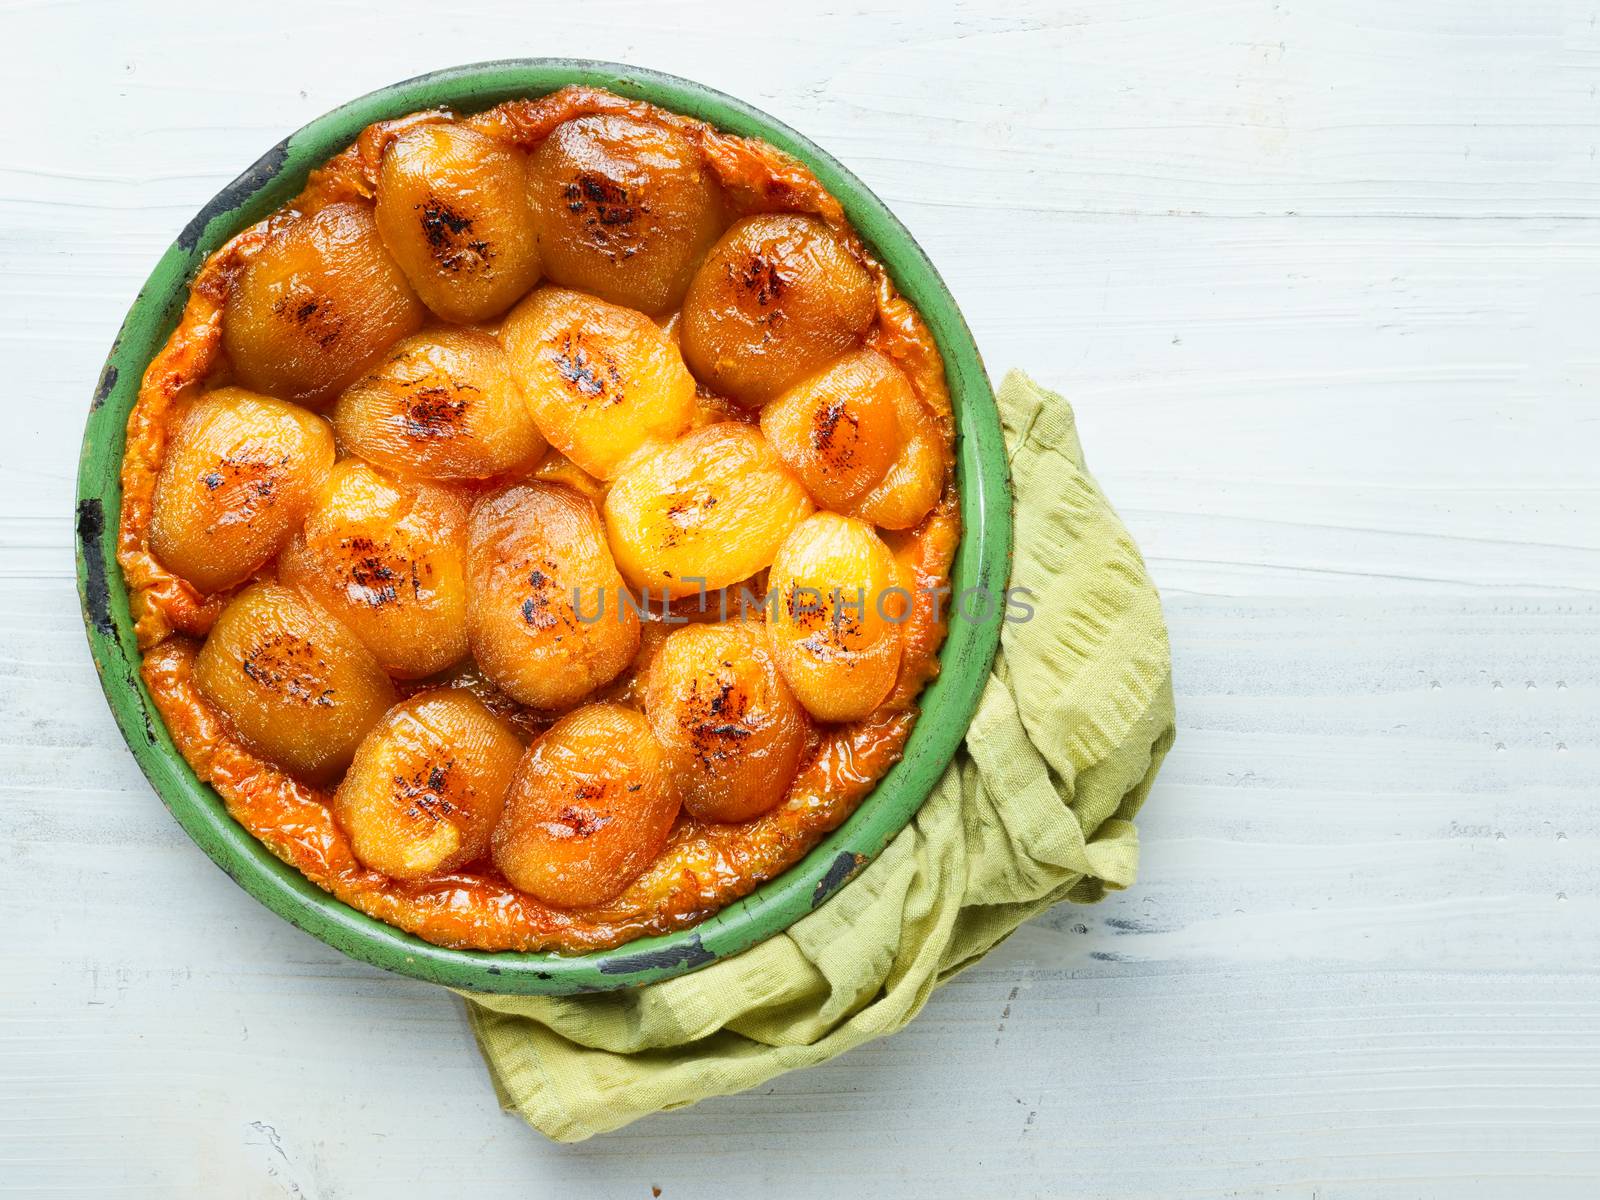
74 60 1012 995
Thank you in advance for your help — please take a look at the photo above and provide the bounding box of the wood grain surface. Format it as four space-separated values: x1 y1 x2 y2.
3 1 1597 1196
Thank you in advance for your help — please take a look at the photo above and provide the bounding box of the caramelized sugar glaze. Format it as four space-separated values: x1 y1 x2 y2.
120 87 958 952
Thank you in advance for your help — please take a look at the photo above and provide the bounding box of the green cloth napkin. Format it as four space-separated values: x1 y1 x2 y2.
458 370 1176 1141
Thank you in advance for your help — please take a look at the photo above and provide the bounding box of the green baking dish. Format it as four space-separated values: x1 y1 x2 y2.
74 59 1012 994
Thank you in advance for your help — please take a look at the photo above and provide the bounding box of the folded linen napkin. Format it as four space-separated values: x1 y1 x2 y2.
459 370 1176 1141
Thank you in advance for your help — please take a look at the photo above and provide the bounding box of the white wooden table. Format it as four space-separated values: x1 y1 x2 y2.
5 2 1598 1195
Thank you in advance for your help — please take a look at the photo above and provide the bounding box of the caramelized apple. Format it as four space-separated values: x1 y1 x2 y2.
334 689 522 879
766 513 902 722
499 286 696 479
193 583 396 781
526 447 605 506
680 214 875 406
759 349 904 509
278 460 469 679
527 114 723 314
603 423 813 598
375 124 542 323
224 202 425 407
844 374 944 529
331 327 545 481
148 387 335 593
466 483 639 710
643 621 807 822
491 703 680 907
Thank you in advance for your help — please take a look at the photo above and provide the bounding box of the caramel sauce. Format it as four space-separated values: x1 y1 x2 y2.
122 86 959 953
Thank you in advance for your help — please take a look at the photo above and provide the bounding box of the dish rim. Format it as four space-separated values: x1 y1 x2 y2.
73 58 1013 995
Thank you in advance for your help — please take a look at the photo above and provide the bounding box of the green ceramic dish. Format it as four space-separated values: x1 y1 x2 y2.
74 60 1011 995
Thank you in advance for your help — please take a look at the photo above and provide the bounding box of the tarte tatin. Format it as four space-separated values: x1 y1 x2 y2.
118 86 959 953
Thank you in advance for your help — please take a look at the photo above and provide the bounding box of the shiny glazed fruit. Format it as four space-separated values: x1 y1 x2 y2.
526 447 606 506
492 702 681 907
375 123 543 323
278 459 470 679
331 327 546 482
148 387 335 594
466 483 640 710
223 202 425 407
766 512 903 722
760 349 905 510
603 422 813 598
844 371 944 530
499 286 696 479
680 214 875 407
193 583 396 782
334 689 523 879
527 114 723 314
643 621 808 823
